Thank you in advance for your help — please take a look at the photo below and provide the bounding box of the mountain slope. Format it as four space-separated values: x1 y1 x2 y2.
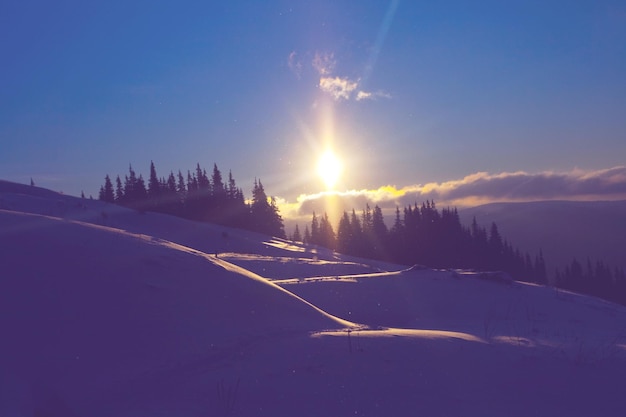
0 208 347 416
2 180 626 416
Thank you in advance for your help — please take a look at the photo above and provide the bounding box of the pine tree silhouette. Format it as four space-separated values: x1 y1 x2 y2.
99 175 115 203
98 161 284 237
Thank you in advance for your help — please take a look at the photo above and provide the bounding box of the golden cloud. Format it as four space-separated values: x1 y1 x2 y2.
276 167 626 221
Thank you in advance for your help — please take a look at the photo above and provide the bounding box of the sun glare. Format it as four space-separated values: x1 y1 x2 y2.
317 150 342 190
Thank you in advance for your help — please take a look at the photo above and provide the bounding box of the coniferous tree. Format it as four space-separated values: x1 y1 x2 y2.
310 212 320 245
349 209 363 255
176 171 186 215
319 212 336 250
249 179 284 237
371 205 388 259
186 170 200 219
336 211 352 255
269 196 286 238
211 164 224 195
187 171 197 193
135 174 147 209
227 170 237 199
470 217 489 270
160 171 178 215
115 175 124 202
99 175 115 203
358 205 375 258
166 172 177 194
489 223 503 256
122 165 138 205
361 204 373 237
209 164 227 223
188 164 210 220
197 164 209 191
250 178 266 229
176 171 186 194
292 224 302 242
390 206 403 236
388 206 405 262
534 250 547 284
147 161 161 209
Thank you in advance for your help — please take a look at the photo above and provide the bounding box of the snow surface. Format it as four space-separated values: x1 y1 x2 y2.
1 180 626 416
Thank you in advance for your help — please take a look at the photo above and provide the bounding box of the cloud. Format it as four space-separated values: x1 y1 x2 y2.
310 51 390 102
287 51 303 78
355 91 372 101
277 167 626 221
319 77 359 101
356 90 392 101
312 52 336 76
428 166 626 204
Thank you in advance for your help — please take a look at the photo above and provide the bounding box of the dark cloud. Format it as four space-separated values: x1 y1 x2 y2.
438 167 626 202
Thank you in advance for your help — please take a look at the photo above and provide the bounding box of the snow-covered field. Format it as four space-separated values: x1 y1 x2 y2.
2 180 626 416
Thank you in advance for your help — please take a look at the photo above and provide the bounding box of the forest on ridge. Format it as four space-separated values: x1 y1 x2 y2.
98 161 285 238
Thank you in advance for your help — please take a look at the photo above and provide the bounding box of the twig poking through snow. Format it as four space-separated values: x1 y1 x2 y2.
216 377 240 416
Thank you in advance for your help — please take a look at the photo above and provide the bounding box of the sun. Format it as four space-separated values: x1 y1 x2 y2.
317 150 342 190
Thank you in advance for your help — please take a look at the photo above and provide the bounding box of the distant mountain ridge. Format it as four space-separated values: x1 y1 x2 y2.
459 200 626 278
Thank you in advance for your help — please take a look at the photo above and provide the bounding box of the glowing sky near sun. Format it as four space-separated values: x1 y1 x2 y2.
1 0 625 216
316 149 343 190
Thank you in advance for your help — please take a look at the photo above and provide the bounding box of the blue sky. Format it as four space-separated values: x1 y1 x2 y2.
1 0 625 221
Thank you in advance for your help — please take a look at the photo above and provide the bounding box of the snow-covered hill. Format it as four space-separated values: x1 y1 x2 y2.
2 180 626 416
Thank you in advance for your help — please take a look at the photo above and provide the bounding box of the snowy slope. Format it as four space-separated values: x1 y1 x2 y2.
0 209 350 415
2 181 626 416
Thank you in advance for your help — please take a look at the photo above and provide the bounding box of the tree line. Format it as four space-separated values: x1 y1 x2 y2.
98 161 285 238
556 258 626 305
294 201 626 305
294 201 547 283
